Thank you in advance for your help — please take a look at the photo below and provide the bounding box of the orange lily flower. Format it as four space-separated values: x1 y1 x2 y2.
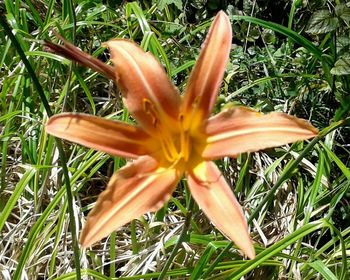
46 11 318 259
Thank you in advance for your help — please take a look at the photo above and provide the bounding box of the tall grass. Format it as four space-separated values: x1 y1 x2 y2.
1 1 349 279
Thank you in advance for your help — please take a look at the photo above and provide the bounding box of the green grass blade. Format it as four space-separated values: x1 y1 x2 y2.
307 260 339 280
0 16 81 279
228 220 326 279
230 15 324 62
249 118 348 223
320 142 350 180
0 168 36 232
12 151 106 279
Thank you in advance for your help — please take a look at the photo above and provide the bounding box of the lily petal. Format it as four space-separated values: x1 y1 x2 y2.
105 40 181 132
80 156 180 247
46 113 155 158
203 107 318 159
182 11 232 128
188 161 255 259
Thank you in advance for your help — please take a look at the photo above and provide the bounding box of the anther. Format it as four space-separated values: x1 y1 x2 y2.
193 96 201 108
143 98 158 127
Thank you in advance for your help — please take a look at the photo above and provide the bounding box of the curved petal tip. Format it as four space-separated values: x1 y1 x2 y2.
188 161 256 259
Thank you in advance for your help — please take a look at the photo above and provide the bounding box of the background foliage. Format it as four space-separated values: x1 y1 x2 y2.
0 0 349 279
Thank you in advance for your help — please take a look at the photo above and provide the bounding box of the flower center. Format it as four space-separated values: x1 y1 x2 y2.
143 98 203 170
159 114 191 166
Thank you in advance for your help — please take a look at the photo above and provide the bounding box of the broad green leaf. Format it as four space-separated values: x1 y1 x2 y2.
158 0 183 10
330 56 350 75
335 3 350 23
306 10 338 34
262 29 276 44
337 36 350 54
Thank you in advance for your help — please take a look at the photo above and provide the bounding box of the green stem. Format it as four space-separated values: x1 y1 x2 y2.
0 15 81 279
109 231 116 277
131 220 139 254
157 194 194 280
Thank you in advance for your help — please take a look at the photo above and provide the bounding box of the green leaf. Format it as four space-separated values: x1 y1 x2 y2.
330 56 350 75
54 269 112 280
337 36 350 54
0 110 22 123
190 243 220 280
306 10 338 34
320 142 350 179
228 221 326 279
307 260 338 280
158 0 183 10
335 3 350 23
0 168 36 233
24 50 69 64
230 15 324 62
262 29 276 44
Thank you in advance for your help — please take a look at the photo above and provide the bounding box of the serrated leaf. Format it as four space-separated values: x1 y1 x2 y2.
158 0 183 10
306 10 338 34
335 3 350 23
336 36 350 54
330 56 350 75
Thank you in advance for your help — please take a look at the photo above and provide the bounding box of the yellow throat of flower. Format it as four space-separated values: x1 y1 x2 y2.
143 98 204 170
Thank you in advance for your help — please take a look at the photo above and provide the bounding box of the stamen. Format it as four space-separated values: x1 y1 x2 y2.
143 98 180 163
160 137 176 162
143 98 158 127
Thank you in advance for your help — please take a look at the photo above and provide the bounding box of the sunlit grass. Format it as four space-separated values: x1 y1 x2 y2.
1 1 349 279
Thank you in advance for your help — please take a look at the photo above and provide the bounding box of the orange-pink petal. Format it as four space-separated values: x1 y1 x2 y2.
46 113 155 158
105 40 181 132
80 156 180 247
187 161 255 259
182 11 232 129
203 107 318 159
